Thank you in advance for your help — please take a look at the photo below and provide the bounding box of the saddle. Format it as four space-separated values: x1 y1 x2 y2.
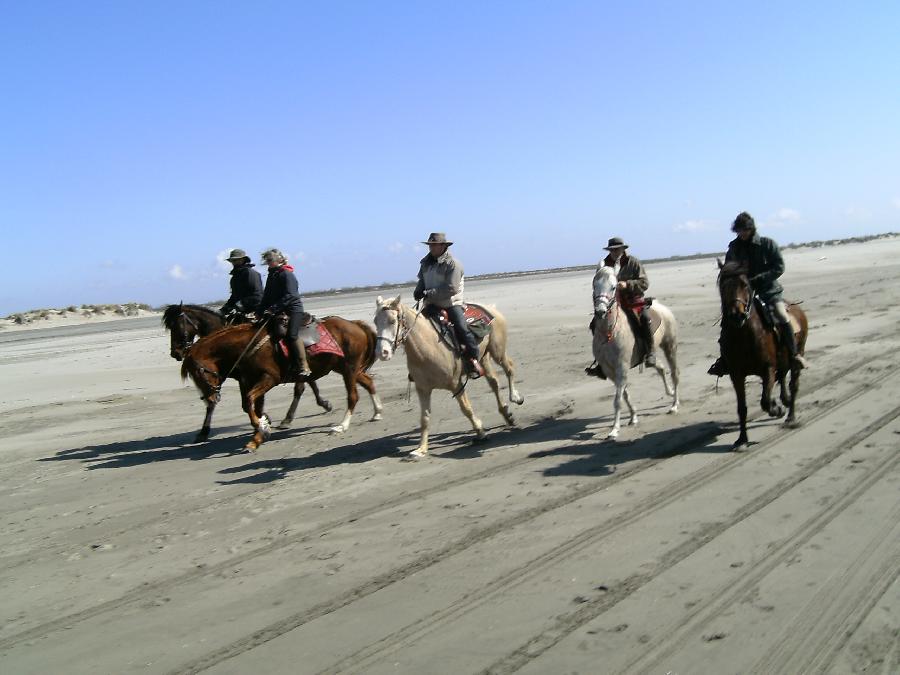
425 303 494 354
754 297 802 337
268 314 344 359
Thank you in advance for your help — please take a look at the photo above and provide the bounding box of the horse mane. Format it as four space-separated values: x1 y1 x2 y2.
353 320 378 372
718 261 749 279
161 304 222 330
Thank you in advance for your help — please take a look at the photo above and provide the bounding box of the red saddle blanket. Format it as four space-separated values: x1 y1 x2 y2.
275 324 344 358
435 304 494 325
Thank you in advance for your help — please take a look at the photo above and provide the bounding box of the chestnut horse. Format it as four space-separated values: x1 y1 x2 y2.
717 260 808 450
162 303 334 427
181 317 382 450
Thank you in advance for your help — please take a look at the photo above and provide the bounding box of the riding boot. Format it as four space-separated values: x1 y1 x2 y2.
448 306 484 378
780 325 808 369
289 337 312 379
639 310 656 367
707 333 728 376
585 363 607 379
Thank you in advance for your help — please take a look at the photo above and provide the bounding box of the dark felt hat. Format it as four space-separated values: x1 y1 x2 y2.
603 237 629 250
226 248 251 262
422 232 453 246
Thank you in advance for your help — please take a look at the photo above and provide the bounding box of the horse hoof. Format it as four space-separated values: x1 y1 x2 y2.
322 402 333 412
668 405 679 414
404 449 427 460
784 418 801 429
606 430 620 440
371 413 383 421
330 425 346 434
244 442 258 453
732 440 749 452
628 417 639 427
193 433 209 444
276 420 292 430
472 434 489 445
513 395 525 406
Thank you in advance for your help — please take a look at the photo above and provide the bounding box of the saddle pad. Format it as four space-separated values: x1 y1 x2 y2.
308 324 344 357
463 303 494 325
274 325 344 359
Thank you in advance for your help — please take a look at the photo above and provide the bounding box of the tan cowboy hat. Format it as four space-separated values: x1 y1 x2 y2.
603 237 629 250
226 248 251 262
422 232 453 246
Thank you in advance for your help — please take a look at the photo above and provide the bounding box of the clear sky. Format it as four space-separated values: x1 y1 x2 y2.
2 1 899 314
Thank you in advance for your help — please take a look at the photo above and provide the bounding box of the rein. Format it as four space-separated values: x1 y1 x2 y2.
594 290 620 343
376 302 424 352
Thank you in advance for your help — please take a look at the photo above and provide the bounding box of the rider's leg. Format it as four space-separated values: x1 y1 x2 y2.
638 309 657 367
707 327 728 376
773 300 808 369
287 311 312 378
446 305 484 377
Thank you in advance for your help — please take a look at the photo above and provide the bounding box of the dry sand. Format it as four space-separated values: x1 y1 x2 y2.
1 238 898 674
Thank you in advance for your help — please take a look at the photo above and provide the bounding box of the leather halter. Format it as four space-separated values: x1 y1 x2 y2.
720 276 755 327
177 311 200 354
593 290 621 343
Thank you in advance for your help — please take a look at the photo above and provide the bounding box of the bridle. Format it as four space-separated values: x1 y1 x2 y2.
193 362 223 403
176 311 200 355
593 286 621 343
375 303 422 352
720 275 755 327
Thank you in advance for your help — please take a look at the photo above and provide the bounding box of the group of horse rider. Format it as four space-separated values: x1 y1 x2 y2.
219 210 807 384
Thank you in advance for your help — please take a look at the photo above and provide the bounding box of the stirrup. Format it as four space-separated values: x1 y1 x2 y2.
466 359 484 379
707 359 727 377
644 353 657 367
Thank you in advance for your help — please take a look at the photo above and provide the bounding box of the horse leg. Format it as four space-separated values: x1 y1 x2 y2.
785 366 801 428
493 346 525 405
731 373 749 451
356 371 383 421
278 381 305 429
662 340 679 413
408 386 433 459
308 380 333 413
778 372 790 407
244 378 276 451
331 368 359 433
762 368 785 418
623 385 638 426
455 391 487 442
607 371 626 439
194 399 216 443
482 357 515 426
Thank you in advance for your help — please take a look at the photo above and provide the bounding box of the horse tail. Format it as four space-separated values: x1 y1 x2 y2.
353 320 378 372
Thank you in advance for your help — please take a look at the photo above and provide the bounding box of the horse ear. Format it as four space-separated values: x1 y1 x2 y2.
376 295 383 307
716 258 723 269
391 294 402 307
179 300 184 308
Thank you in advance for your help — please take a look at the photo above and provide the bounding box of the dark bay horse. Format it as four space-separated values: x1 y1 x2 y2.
162 303 334 426
717 261 808 450
181 317 381 450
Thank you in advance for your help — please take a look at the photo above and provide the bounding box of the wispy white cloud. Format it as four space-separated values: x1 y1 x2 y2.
387 241 405 253
672 219 714 233
762 207 802 229
843 206 871 220
891 197 900 210
168 264 187 281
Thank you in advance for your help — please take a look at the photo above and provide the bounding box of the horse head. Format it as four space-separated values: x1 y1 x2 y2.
181 351 222 404
373 295 404 361
592 265 619 319
717 260 753 326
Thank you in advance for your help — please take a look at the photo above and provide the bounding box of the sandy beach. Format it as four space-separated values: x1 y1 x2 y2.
1 237 898 674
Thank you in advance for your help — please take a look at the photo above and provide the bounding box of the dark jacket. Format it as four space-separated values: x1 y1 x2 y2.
258 264 305 314
222 263 262 313
414 250 464 308
724 233 784 300
600 252 649 303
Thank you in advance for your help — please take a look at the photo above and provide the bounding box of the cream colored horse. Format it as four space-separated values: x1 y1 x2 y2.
374 296 525 458
592 265 679 439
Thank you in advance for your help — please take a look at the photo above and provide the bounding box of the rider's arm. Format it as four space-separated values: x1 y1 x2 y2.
621 259 649 295
751 238 785 285
429 259 463 303
413 267 426 301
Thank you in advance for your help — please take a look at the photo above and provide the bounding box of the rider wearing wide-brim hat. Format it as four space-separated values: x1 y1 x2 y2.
257 248 311 378
592 236 657 367
413 232 485 378
221 248 263 321
707 212 808 376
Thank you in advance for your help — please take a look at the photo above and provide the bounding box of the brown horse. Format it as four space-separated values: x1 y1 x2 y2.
181 317 381 450
717 261 808 450
162 303 334 426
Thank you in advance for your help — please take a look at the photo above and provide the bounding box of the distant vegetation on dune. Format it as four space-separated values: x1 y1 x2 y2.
4 302 155 325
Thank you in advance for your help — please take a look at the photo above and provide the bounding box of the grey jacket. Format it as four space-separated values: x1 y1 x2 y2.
414 250 465 308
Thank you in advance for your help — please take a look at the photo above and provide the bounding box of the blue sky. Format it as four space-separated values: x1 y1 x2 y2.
2 1 899 314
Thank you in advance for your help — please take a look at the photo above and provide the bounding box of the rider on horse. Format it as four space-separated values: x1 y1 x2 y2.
220 248 263 323
587 237 657 376
708 212 809 376
413 232 485 379
258 248 312 379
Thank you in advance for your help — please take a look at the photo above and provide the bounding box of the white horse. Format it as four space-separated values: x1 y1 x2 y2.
374 296 525 458
591 265 679 439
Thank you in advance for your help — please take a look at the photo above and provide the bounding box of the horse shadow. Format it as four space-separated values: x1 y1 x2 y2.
38 425 253 469
533 420 731 477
